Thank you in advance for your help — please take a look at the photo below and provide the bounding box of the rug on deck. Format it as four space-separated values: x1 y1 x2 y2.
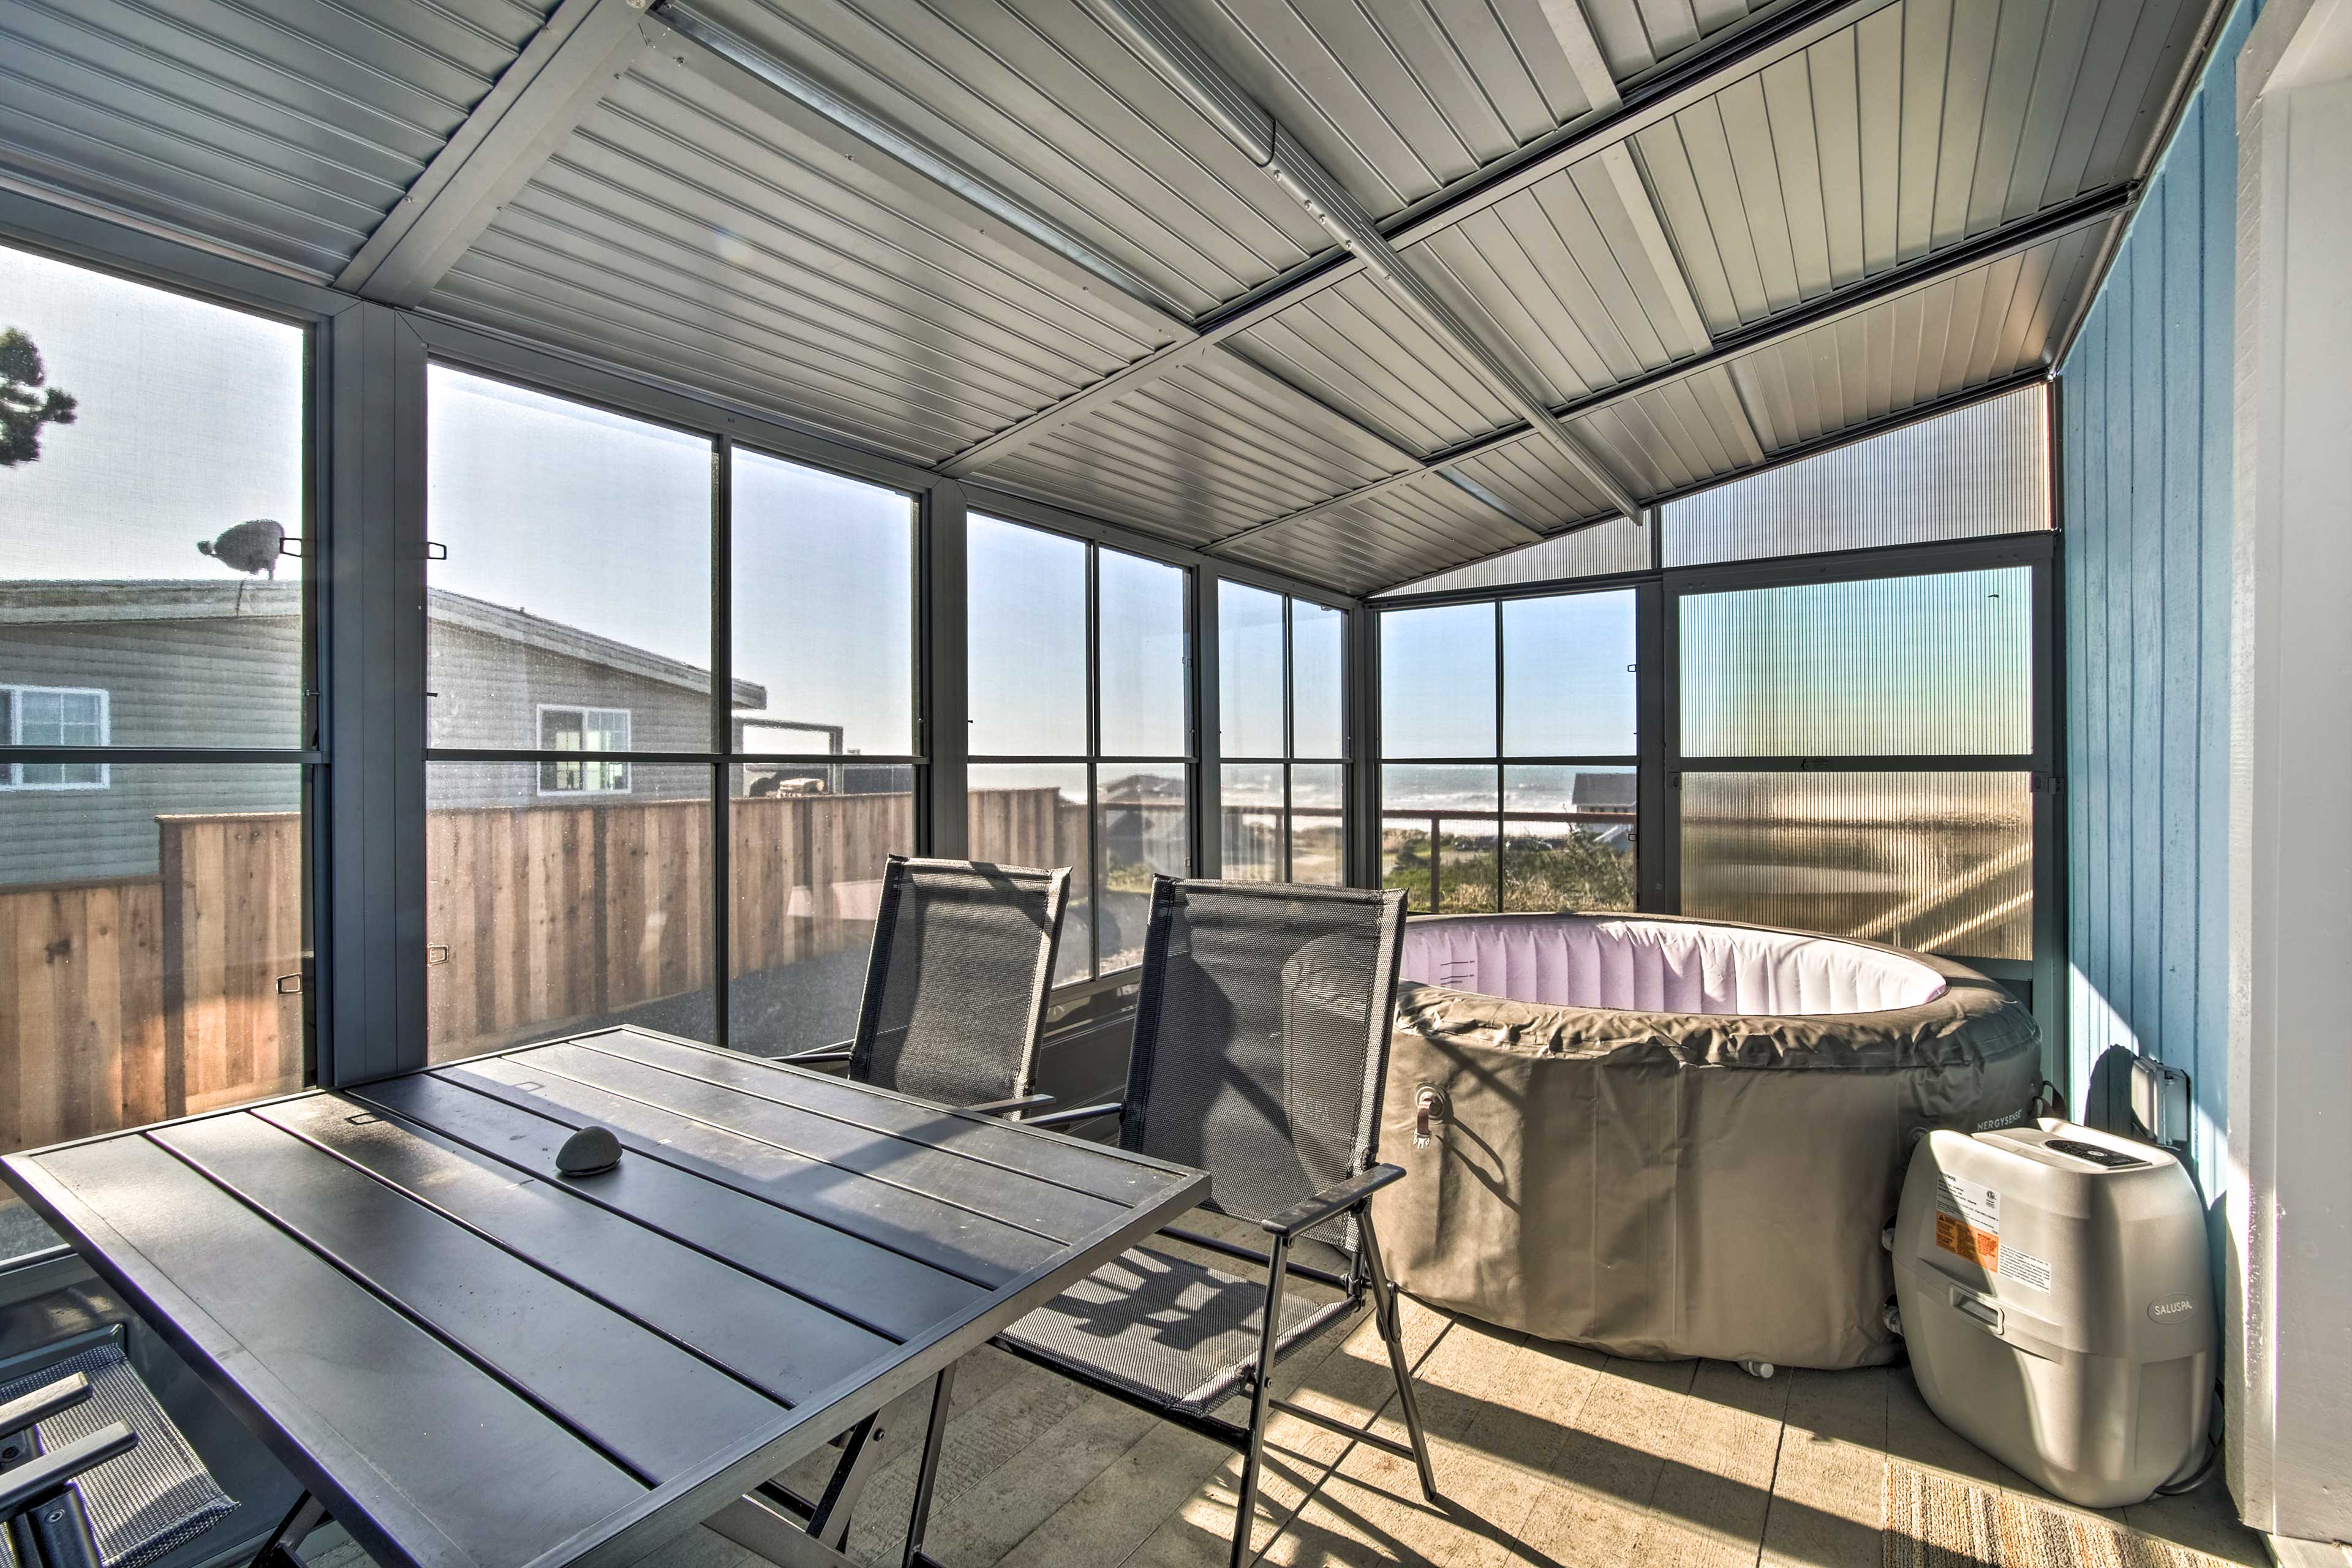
1884 1464 2229 1568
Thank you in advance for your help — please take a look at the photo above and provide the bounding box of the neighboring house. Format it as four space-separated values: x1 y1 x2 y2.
0 581 766 884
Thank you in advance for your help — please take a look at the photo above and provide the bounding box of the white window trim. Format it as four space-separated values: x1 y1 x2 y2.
535 703 633 796
2 685 111 791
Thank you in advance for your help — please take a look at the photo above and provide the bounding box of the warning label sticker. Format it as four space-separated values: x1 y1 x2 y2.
2001 1246 2052 1293
1936 1212 1999 1268
1934 1175 2002 1270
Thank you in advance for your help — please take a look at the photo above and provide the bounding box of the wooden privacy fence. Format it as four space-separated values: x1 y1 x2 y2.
2 787 1125 1152
1 812 304 1152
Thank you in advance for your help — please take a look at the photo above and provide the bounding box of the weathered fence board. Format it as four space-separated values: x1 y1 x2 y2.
4 789 1098 1151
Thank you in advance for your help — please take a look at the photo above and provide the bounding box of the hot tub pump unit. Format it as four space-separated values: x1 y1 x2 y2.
1890 1119 2214 1508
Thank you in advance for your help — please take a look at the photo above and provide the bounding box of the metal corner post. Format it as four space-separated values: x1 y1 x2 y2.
922 478 970 859
1193 571 1221 878
1347 601 1380 889
320 301 429 1084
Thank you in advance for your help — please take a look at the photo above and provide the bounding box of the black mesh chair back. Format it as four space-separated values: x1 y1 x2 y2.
850 856 1070 1107
1120 878 1406 1256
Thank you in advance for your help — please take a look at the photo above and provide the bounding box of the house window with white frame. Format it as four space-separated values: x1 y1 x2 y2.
537 705 631 794
2 686 109 788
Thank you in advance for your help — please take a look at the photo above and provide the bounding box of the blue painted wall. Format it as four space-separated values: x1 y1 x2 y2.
2057 0 2255 1191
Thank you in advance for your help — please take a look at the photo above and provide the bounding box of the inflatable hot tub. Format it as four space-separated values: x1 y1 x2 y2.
1371 912 2040 1370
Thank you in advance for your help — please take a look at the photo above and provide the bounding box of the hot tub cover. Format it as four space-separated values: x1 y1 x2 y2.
1372 913 2040 1370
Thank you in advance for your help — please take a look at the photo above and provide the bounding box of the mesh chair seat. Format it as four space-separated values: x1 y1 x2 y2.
0 1343 235 1568
998 1245 1355 1417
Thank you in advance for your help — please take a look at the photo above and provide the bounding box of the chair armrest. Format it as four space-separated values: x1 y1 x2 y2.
783 1046 853 1066
962 1093 1057 1117
0 1422 135 1518
1261 1164 1406 1240
1023 1100 1123 1131
0 1373 91 1446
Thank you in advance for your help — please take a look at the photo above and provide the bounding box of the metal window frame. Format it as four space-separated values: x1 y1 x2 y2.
966 516 1198 984
0 204 336 1093
1371 587 1644 914
1209 580 1355 886
419 358 937 1061
1660 531 2064 1054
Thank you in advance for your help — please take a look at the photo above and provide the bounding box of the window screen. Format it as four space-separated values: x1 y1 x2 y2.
1217 581 1348 885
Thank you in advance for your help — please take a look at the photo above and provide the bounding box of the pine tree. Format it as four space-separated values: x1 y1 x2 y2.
0 328 77 467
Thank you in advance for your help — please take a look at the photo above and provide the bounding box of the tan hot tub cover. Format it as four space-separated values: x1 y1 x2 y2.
1371 913 2040 1370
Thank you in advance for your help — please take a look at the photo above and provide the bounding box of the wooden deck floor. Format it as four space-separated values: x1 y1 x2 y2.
639 1293 2264 1568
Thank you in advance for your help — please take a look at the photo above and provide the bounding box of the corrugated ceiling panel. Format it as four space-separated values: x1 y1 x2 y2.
1444 432 1618 532
688 0 1332 318
1376 513 1651 596
1229 272 1518 454
426 56 1170 464
975 353 1417 546
1634 0 2202 334
1407 151 1713 407
1218 473 1535 595
1164 0 1611 217
1582 0 1776 81
1722 223 2103 452
1566 363 1765 495
0 0 554 280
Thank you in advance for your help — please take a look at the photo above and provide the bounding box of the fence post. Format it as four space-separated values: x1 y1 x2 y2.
156 817 189 1119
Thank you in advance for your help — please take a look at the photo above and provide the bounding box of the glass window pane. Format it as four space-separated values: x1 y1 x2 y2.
733 450 914 759
1218 582 1285 760
968 518 1086 755
1220 762 1283 882
1504 765 1637 913
1 762 306 1264
969 763 1089 984
1382 764 1496 914
1679 771 2032 959
427 763 714 1063
1291 763 1345 886
1679 568 2032 758
0 244 306 747
1099 549 1187 758
1502 819 1635 911
1381 604 1494 757
1099 764 1186 973
426 368 714 752
1292 600 1346 759
730 763 913 1057
1504 590 1637 756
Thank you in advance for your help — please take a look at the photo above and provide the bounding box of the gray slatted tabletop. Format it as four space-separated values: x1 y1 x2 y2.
0 1027 1206 1568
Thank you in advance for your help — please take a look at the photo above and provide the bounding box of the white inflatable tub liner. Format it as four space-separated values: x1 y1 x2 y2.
1371 912 2040 1370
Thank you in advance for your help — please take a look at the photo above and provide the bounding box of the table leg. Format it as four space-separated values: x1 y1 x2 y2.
251 1493 328 1568
898 1364 956 1568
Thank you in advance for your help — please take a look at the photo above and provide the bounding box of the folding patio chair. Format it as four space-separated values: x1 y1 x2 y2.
789 856 1071 1116
1001 878 1436 1568
0 1330 236 1568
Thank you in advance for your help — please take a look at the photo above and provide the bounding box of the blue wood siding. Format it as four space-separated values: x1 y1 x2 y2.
2057 0 2255 1189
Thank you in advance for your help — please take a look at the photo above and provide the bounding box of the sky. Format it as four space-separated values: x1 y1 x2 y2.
1 245 303 580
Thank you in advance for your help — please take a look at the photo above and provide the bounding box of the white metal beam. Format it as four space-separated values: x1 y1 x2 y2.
337 0 662 306
1085 0 1644 522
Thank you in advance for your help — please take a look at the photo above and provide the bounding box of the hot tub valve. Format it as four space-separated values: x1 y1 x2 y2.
1413 1085 1446 1148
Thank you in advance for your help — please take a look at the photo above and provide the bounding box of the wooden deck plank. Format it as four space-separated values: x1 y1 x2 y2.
1757 1365 1890 1568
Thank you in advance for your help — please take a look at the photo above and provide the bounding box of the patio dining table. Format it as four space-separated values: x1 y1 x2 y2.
0 1027 1206 1568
